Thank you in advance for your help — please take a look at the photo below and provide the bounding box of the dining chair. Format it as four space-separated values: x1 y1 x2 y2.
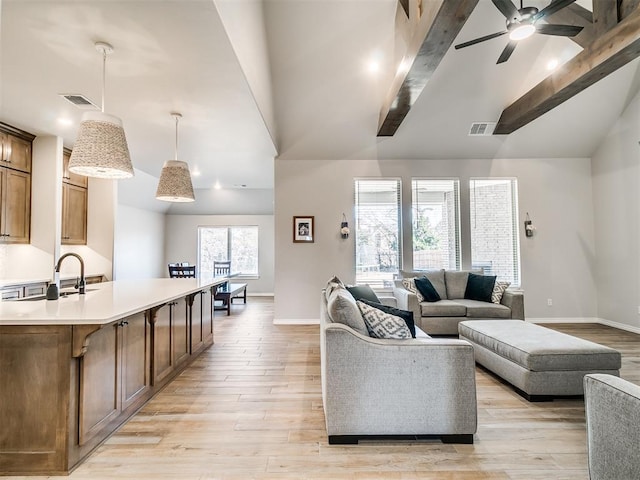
168 263 196 278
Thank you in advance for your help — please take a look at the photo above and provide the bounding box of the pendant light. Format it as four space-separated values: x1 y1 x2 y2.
68 41 134 179
155 113 195 202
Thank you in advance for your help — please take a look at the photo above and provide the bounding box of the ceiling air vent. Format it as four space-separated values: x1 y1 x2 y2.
59 94 99 110
468 122 496 136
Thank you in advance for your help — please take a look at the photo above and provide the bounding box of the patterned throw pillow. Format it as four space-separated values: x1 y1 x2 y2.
491 281 511 304
356 301 412 339
401 278 425 302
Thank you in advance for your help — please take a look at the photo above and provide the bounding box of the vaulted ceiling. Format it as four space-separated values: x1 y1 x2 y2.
1 0 639 192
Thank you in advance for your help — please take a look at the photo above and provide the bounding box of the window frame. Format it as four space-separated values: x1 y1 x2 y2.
354 177 402 289
469 177 521 286
411 178 461 272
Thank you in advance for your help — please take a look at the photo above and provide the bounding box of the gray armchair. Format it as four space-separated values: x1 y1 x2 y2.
584 374 640 480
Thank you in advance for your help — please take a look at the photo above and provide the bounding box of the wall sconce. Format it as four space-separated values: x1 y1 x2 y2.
524 212 535 237
340 213 350 239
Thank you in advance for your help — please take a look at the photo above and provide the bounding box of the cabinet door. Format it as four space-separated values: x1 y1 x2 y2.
190 292 204 354
62 183 87 244
173 297 190 366
4 135 31 173
120 312 149 410
152 303 173 385
62 150 88 188
77 324 120 446
1 168 30 243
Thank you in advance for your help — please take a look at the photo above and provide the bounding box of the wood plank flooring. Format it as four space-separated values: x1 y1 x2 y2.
9 300 640 479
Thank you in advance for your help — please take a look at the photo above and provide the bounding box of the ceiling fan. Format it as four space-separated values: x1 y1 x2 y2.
454 0 584 64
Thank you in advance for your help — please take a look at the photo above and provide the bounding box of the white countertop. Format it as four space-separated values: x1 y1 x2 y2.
0 277 227 326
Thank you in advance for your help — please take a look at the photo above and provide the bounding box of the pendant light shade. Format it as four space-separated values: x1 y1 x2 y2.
156 113 195 202
68 42 134 179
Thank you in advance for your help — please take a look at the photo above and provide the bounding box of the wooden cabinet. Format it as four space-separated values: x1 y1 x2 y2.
62 149 88 245
62 182 87 244
0 124 33 245
77 312 149 446
190 289 214 354
151 297 190 386
0 167 31 243
62 149 88 187
0 132 31 173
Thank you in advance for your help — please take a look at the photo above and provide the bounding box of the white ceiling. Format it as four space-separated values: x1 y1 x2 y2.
1 0 639 192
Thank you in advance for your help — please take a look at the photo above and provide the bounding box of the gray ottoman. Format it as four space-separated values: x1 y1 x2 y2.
459 320 621 401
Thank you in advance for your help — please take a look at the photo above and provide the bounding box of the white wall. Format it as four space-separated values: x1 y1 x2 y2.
114 204 166 280
165 214 274 295
592 90 640 332
274 158 597 322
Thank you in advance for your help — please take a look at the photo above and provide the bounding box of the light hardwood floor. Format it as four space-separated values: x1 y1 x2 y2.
12 299 640 480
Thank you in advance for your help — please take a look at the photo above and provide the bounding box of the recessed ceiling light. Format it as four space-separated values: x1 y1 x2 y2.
57 118 73 126
546 58 559 70
214 181 221 190
368 60 380 73
191 168 201 177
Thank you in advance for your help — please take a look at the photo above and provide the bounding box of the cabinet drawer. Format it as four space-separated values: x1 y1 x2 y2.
1 287 22 300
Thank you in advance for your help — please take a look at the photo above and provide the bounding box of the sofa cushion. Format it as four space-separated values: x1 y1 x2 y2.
492 281 510 304
346 284 380 303
402 269 446 299
358 299 416 338
454 299 511 318
356 301 412 339
464 273 496 303
420 299 467 317
445 271 469 299
327 287 369 336
414 276 441 302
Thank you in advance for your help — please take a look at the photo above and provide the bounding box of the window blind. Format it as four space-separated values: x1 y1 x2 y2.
412 179 461 271
469 178 520 285
354 179 401 288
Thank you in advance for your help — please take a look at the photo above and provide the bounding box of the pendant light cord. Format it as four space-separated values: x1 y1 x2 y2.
174 115 179 160
101 48 106 113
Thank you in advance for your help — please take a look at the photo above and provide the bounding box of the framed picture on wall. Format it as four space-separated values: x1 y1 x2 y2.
293 216 314 243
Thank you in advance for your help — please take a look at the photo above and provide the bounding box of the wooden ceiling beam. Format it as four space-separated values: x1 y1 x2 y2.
494 6 640 135
377 0 479 137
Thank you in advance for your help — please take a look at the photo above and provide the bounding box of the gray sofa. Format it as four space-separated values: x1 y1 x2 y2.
393 269 525 335
320 286 478 444
584 374 640 480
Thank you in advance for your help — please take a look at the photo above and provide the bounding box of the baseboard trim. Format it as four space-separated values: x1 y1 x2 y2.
273 318 320 325
528 317 600 324
247 293 274 297
597 318 640 335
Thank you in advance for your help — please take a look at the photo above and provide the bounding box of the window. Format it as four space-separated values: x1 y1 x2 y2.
198 226 259 277
354 179 401 288
412 179 460 270
469 178 520 285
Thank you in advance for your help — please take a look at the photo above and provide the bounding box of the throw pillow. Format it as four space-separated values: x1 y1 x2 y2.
414 276 441 303
491 281 511 304
358 299 416 337
401 278 425 302
464 273 496 303
346 284 380 303
327 287 369 336
356 301 412 339
325 275 345 301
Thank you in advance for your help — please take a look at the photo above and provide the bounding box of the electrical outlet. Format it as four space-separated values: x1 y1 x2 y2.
547 298 553 306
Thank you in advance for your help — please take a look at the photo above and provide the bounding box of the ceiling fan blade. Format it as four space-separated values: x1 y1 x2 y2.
535 0 577 20
455 31 508 50
492 0 521 20
536 23 584 36
497 41 517 64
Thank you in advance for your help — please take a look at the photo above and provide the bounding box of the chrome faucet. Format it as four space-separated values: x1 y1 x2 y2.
55 253 86 294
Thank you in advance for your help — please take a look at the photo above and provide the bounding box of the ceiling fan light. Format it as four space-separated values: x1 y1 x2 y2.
156 160 195 202
69 111 134 179
509 24 536 41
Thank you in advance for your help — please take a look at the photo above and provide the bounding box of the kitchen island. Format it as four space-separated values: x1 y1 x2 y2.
0 277 227 475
